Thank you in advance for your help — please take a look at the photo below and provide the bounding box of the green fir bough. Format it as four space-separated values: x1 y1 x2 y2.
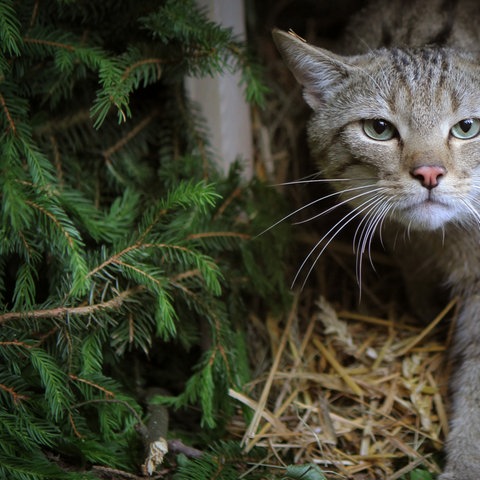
0 0 288 478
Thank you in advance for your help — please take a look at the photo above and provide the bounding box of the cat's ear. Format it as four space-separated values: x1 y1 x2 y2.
272 29 353 109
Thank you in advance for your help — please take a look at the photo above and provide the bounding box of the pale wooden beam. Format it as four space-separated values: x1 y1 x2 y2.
185 0 253 177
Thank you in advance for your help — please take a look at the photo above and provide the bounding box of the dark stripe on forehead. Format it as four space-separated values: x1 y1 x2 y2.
385 47 457 111
387 49 414 103
390 47 449 84
437 51 450 88
390 48 418 82
421 48 448 85
391 48 412 68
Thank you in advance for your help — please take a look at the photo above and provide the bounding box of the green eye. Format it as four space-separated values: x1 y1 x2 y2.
451 118 480 139
363 119 397 141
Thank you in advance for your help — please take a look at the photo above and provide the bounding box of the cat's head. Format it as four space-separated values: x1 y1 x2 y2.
273 29 480 232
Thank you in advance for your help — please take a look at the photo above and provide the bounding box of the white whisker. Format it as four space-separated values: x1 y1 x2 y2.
366 202 393 257
459 197 480 228
353 193 389 254
355 199 395 289
377 199 398 249
292 192 387 289
464 194 480 212
272 178 357 187
293 185 382 225
362 200 394 260
259 183 377 236
352 195 390 280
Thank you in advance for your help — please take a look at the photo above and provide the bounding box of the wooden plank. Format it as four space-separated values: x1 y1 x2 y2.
185 0 253 177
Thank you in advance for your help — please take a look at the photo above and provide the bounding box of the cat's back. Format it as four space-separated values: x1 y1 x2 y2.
342 0 480 53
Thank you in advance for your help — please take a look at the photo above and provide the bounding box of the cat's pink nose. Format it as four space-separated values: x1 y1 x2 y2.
410 165 446 190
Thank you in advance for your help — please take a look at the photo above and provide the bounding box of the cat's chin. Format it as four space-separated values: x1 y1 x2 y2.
395 201 457 231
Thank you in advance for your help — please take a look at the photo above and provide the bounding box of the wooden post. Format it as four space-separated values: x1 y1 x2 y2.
185 0 253 177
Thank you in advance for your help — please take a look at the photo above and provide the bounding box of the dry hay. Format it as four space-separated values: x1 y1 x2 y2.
229 285 455 478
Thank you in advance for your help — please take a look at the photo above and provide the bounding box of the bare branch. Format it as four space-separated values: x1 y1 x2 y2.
0 286 145 325
0 93 16 135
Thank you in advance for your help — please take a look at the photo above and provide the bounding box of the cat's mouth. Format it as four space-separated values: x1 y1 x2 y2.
397 196 456 230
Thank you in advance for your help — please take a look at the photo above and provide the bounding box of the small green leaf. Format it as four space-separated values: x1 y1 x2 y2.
284 464 327 480
409 469 434 480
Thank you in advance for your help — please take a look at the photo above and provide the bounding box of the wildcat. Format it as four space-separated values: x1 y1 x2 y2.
273 0 480 478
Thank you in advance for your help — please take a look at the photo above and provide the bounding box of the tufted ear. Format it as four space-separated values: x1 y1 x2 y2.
272 29 354 110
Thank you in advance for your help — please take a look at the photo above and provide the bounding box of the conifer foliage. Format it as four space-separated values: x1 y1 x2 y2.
0 1 288 477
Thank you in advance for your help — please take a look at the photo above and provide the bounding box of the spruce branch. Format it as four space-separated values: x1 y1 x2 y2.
0 285 145 325
73 398 143 426
48 135 63 184
23 36 76 52
170 269 201 283
34 109 92 136
0 383 29 403
113 259 162 286
28 0 39 28
68 375 115 398
169 279 235 390
0 92 16 134
136 211 167 243
102 109 160 161
0 1 289 475
68 412 84 439
213 186 243 220
186 231 250 241
121 58 163 82
92 465 155 480
25 200 77 248
87 242 215 282
86 243 163 278
0 340 33 349
0 0 22 56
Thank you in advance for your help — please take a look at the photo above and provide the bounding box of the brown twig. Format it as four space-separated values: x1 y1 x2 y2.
92 465 164 479
213 186 243 220
69 375 115 398
102 109 160 161
23 37 75 51
0 285 145 325
0 340 33 349
168 439 203 458
0 383 29 403
0 93 17 135
86 242 193 278
121 58 163 81
25 200 76 247
186 231 251 241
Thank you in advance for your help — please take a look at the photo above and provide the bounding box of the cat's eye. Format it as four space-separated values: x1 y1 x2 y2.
362 119 397 141
450 119 480 139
